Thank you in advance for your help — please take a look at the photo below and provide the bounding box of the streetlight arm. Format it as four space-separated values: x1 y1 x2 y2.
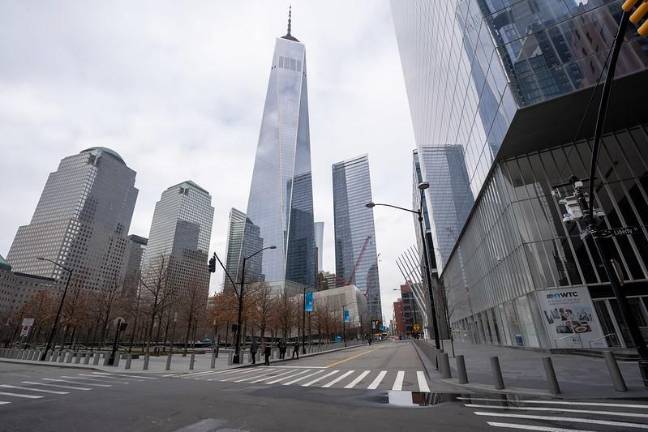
245 245 276 260
37 257 72 273
371 202 420 216
212 253 240 298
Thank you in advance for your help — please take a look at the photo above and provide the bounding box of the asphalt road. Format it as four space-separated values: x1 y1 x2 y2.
1 341 648 431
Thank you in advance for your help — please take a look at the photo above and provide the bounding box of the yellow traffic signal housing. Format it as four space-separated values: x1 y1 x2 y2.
640 19 648 36
630 2 648 24
623 0 641 11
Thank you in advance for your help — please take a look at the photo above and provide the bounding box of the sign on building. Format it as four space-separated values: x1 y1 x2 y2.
305 291 313 312
536 287 606 348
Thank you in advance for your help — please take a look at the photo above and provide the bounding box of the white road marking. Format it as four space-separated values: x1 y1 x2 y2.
43 378 111 388
392 371 405 391
219 370 259 382
231 369 280 383
0 401 10 406
367 371 387 390
91 372 157 380
302 370 339 387
416 371 430 392
475 411 648 430
249 369 298 384
271 365 328 369
266 370 312 384
466 404 648 419
344 370 370 389
486 421 593 432
77 374 130 382
60 376 119 385
283 370 325 385
22 381 92 391
458 397 648 409
0 391 43 399
0 384 68 395
322 370 355 388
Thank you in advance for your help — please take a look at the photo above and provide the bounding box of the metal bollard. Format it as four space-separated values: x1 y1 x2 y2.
439 352 452 379
58 351 66 363
165 353 172 371
65 351 74 363
189 353 195 370
103 351 111 366
432 348 439 370
211 350 216 369
604 351 627 392
84 351 91 364
93 351 101 366
542 357 561 395
74 352 81 364
228 351 234 365
46 350 54 362
456 355 469 384
124 353 132 370
114 352 121 367
490 356 505 390
143 353 150 370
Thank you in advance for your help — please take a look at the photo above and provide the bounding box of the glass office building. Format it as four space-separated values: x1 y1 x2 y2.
7 147 138 293
392 0 648 348
332 155 382 321
223 208 263 293
141 181 214 302
243 20 316 294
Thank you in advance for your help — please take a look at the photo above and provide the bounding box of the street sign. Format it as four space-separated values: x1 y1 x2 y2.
580 226 638 240
305 291 313 312
20 318 35 337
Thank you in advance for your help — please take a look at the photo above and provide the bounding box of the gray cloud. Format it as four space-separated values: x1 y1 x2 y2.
0 0 417 323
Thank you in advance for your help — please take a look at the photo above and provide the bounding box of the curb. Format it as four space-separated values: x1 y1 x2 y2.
0 358 102 371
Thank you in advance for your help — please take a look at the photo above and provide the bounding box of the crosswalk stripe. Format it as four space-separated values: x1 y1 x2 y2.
459 397 648 409
91 372 157 380
322 370 355 388
0 391 43 399
486 421 593 432
302 370 339 387
0 384 68 395
43 378 110 388
266 370 312 385
249 369 298 384
344 370 370 389
475 411 648 430
283 370 325 386
466 404 648 419
232 369 280 383
367 371 387 390
77 374 130 383
22 381 92 391
416 371 430 392
392 371 404 391
60 376 118 385
219 370 259 382
0 401 10 405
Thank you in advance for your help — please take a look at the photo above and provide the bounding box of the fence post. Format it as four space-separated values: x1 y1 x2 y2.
490 356 505 390
604 351 627 392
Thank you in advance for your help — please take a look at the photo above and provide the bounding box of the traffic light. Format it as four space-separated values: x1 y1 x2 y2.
208 254 216 273
623 0 648 36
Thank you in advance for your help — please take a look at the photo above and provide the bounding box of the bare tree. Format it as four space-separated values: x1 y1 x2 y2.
139 256 174 355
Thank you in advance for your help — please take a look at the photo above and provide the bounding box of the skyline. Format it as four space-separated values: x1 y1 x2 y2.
0 1 415 321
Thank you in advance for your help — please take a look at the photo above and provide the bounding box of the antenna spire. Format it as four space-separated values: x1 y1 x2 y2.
287 5 292 36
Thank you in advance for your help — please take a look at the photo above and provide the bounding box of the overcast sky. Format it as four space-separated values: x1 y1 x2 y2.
0 1 417 323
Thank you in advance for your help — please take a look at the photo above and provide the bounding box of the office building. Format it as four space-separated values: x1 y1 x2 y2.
119 234 147 297
392 1 648 349
243 13 316 294
141 181 214 303
314 221 324 273
0 255 56 319
223 208 263 293
332 155 382 321
7 147 138 293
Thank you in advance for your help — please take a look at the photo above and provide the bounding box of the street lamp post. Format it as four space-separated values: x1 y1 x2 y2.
233 245 276 364
108 318 127 366
342 305 347 347
367 182 442 350
37 257 73 361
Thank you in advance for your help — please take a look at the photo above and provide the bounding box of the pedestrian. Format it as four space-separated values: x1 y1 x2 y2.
264 344 271 366
250 338 258 365
292 340 300 359
279 340 286 359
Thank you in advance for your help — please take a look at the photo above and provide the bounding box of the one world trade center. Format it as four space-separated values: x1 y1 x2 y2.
242 10 316 294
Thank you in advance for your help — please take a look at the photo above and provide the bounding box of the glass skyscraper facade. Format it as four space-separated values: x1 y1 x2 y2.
243 21 316 294
141 181 214 302
332 155 382 321
314 221 324 273
392 0 648 349
7 147 138 293
223 208 263 293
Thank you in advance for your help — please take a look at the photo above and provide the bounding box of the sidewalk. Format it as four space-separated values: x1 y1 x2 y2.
0 341 367 375
415 340 648 398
